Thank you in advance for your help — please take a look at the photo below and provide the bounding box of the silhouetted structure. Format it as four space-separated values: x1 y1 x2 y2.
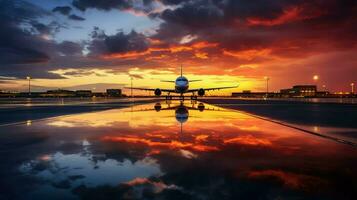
232 91 278 98
106 89 122 97
281 85 317 97
43 89 76 97
75 90 92 97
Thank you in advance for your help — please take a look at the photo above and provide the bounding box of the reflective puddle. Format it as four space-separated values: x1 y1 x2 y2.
0 101 356 199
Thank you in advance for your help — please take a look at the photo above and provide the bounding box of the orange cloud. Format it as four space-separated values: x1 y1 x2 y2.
223 48 272 60
248 170 326 190
224 135 272 146
102 51 151 59
195 135 209 141
247 6 322 26
195 52 209 59
192 41 218 49
124 177 179 193
102 136 219 152
102 42 218 60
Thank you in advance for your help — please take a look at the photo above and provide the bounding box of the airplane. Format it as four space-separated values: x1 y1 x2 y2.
127 65 238 100
127 101 225 133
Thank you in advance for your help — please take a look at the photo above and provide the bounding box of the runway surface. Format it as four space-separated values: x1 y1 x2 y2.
0 100 356 199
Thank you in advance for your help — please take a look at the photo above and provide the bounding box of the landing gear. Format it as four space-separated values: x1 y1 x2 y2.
179 95 184 102
190 95 198 100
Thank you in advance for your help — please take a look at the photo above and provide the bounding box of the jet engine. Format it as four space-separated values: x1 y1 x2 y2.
154 103 161 112
154 88 162 96
198 103 205 112
198 88 205 96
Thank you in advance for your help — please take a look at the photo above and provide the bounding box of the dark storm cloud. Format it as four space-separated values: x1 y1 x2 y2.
52 6 72 15
68 14 85 21
0 0 50 21
71 0 157 13
72 0 131 11
30 21 65 35
105 31 148 53
152 0 357 57
160 0 224 28
57 41 83 56
160 0 186 5
0 0 53 65
0 0 84 79
223 0 301 19
88 28 149 56
72 0 163 14
0 18 50 64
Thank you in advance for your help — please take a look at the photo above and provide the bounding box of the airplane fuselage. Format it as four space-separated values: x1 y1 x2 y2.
175 76 189 94
128 66 237 98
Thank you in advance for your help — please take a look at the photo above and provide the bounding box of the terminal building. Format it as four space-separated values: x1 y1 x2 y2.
280 85 317 97
231 90 278 98
232 85 332 98
43 89 76 97
75 90 92 97
106 89 122 97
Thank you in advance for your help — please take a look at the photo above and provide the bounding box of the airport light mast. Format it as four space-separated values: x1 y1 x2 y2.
26 76 31 96
322 85 326 91
131 77 133 98
351 83 355 94
264 76 270 98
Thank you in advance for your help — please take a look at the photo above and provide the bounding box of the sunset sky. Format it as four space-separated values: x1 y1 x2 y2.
0 0 356 94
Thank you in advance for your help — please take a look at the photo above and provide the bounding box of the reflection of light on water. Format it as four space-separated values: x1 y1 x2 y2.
26 120 32 126
38 154 52 161
239 126 260 131
9 100 357 199
47 121 75 127
19 150 162 188
224 135 272 146
248 169 324 190
124 177 180 194
313 126 320 132
45 101 237 129
82 139 90 146
180 149 197 159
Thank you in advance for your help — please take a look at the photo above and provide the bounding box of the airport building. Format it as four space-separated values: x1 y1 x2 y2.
280 85 317 97
75 90 92 97
44 89 76 97
232 90 278 98
106 89 122 97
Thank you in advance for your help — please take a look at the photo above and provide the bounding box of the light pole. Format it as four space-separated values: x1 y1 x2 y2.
130 77 133 98
313 75 319 81
264 76 269 98
26 76 31 96
351 83 355 94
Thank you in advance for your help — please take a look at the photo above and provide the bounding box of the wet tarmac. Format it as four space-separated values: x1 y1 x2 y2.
0 101 356 199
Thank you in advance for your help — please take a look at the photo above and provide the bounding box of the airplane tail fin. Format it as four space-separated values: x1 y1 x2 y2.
180 64 183 77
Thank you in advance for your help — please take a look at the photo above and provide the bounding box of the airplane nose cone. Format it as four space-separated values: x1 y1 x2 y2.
175 107 188 123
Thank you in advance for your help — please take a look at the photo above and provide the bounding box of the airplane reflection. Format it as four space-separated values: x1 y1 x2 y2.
132 101 222 133
3 100 357 200
154 102 205 123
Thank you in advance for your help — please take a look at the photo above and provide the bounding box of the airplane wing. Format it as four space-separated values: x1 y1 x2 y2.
124 87 176 92
186 85 239 93
160 80 175 83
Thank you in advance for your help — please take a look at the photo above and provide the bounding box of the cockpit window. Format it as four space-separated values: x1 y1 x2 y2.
177 77 188 81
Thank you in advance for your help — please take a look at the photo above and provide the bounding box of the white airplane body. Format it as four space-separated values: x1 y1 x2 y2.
129 66 238 99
